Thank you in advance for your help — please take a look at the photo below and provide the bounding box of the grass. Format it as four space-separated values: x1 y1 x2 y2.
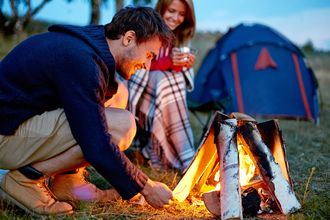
1 30 330 219
0 35 24 59
278 56 330 219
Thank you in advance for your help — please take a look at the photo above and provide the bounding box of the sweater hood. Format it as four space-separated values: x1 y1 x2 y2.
48 24 115 74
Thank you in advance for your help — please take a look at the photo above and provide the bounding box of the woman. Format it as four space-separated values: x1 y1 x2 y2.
127 0 196 171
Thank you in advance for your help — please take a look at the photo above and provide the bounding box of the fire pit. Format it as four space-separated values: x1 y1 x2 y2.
173 111 301 219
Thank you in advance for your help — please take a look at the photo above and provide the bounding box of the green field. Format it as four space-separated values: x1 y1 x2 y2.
1 29 330 219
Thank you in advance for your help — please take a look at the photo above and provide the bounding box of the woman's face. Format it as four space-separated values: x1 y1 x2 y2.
162 0 186 31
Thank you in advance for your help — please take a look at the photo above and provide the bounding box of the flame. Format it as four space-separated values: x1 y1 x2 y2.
214 171 221 191
212 139 256 189
238 140 256 186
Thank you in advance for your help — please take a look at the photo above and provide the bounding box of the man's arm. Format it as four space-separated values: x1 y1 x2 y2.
53 54 147 199
53 54 173 207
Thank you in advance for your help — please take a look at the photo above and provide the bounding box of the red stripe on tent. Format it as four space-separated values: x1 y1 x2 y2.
231 53 244 112
292 53 312 119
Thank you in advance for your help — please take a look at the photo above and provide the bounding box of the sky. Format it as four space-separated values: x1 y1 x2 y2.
2 0 330 50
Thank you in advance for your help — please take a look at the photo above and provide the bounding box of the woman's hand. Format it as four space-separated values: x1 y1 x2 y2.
171 47 196 69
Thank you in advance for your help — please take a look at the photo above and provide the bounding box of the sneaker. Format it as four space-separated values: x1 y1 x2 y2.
49 168 120 204
0 170 73 217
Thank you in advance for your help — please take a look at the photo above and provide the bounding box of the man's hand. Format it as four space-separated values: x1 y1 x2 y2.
140 178 173 209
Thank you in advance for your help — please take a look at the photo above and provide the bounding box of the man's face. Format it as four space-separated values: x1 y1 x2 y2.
116 36 162 80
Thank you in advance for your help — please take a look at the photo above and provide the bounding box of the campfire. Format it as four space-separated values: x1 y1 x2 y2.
173 111 301 219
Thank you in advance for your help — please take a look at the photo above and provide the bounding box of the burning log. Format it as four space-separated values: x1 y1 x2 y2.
175 111 300 218
173 112 219 202
241 187 261 216
257 120 292 184
239 122 301 214
215 118 243 220
195 153 218 192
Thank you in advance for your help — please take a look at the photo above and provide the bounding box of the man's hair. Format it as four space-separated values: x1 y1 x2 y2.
105 6 173 47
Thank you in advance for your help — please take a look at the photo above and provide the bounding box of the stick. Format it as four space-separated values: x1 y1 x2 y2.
302 167 316 206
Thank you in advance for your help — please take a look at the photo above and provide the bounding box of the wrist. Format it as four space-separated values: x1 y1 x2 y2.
141 178 152 197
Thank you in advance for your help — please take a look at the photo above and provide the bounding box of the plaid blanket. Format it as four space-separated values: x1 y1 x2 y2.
127 67 195 170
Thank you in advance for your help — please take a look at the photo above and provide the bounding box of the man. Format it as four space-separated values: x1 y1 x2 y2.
0 6 174 216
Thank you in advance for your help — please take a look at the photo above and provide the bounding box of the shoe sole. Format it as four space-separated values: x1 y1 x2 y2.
0 186 74 217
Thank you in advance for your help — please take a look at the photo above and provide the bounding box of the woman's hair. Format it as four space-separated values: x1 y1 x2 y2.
105 6 173 48
155 0 196 46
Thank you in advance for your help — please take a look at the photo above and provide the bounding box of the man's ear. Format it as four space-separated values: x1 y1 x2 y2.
122 30 136 47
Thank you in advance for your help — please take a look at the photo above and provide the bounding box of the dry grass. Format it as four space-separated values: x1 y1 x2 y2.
0 167 213 220
84 165 213 220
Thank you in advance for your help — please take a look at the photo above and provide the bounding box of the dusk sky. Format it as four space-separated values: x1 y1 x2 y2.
2 0 330 50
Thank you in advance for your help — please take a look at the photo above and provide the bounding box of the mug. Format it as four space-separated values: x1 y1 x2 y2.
179 46 198 54
179 47 198 61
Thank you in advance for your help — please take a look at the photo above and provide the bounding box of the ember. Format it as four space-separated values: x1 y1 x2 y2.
173 111 301 219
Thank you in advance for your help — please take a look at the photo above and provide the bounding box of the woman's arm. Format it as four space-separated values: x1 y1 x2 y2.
150 47 195 72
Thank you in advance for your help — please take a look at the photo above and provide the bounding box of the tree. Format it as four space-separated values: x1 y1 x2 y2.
0 0 154 35
89 0 152 25
301 40 316 55
0 0 51 36
115 0 123 12
132 0 152 6
90 0 102 24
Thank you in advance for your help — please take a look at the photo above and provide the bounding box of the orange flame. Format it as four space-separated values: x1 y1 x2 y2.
213 138 256 189
238 140 256 186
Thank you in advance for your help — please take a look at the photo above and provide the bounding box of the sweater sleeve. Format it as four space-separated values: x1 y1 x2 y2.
53 53 147 200
150 47 182 72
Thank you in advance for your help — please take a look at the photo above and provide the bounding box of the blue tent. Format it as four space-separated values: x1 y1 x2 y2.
188 23 319 122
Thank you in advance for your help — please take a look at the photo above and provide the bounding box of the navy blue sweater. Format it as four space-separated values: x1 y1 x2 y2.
0 25 148 199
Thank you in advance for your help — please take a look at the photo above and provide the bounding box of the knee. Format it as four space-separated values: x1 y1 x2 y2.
105 108 136 151
70 145 85 159
118 110 136 151
104 80 128 109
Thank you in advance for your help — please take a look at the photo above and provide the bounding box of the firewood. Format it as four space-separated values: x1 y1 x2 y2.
202 190 220 216
239 122 301 214
195 152 218 191
215 118 243 220
256 120 292 185
173 112 221 202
